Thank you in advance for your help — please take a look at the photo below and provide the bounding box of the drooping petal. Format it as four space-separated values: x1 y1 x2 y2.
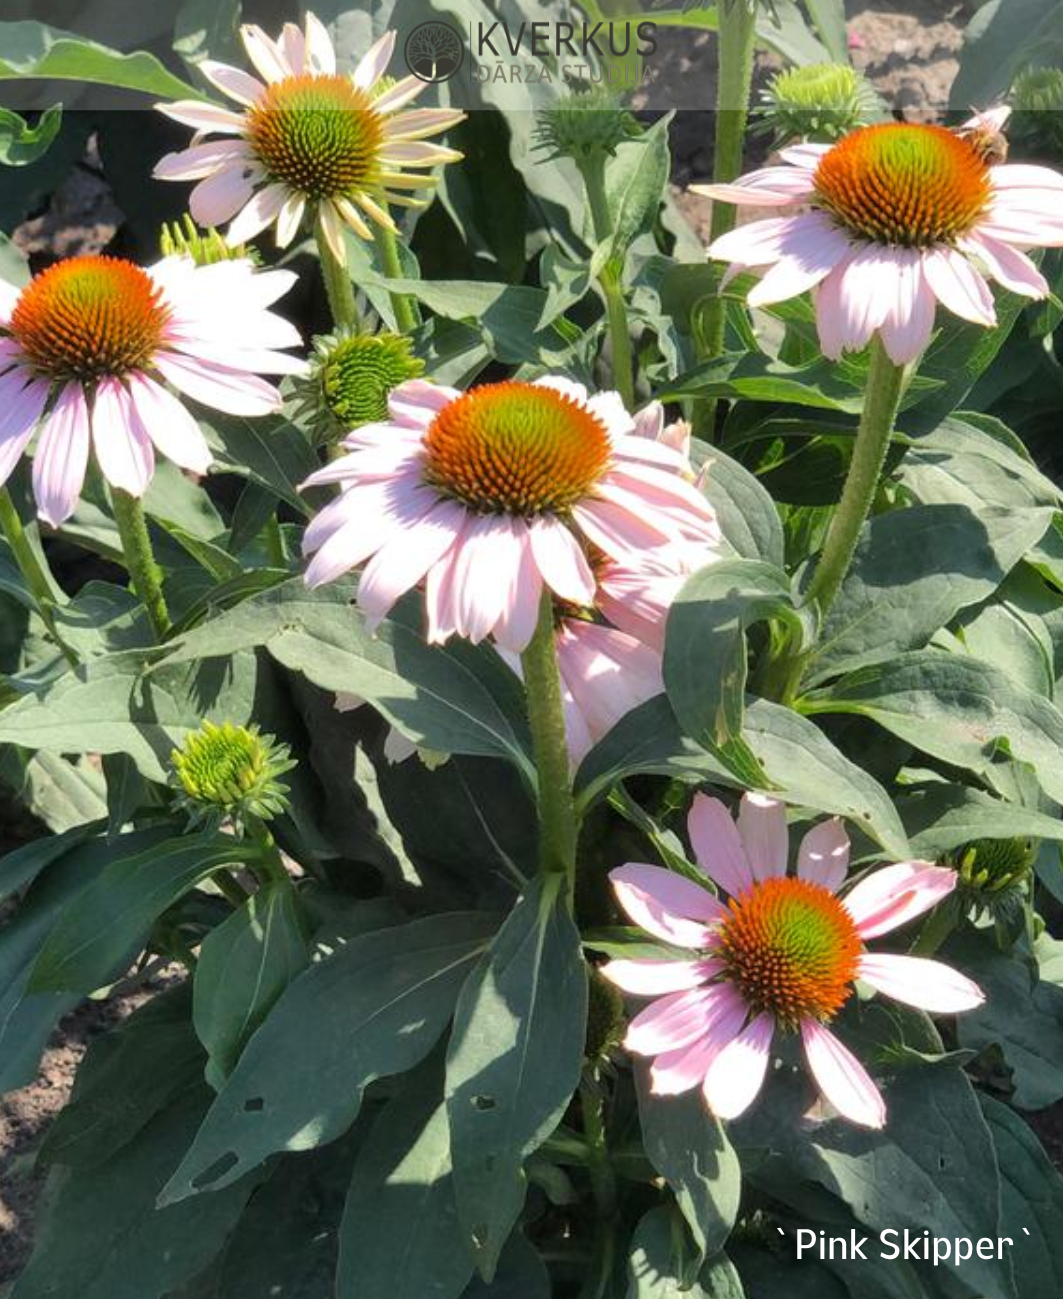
429 513 515 643
801 1019 886 1129
702 1012 775 1120
843 861 957 940
491 522 542 653
226 182 289 245
687 794 754 898
354 492 463 625
154 352 281 417
154 100 247 134
602 957 717 996
815 246 894 360
529 515 596 606
125 374 212 475
878 251 936 365
609 862 727 948
797 819 850 893
189 166 258 228
745 213 851 308
649 985 750 1094
91 378 154 497
625 987 723 1055
691 165 817 208
153 139 252 181
923 247 996 327
0 375 48 488
737 793 788 882
33 384 91 528
960 230 1049 299
857 954 984 1013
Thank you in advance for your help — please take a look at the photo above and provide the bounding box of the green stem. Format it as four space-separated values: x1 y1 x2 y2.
213 867 251 909
0 486 76 666
315 211 360 331
693 0 758 439
112 489 171 641
377 223 418 335
520 591 579 904
804 338 906 616
247 817 291 889
580 154 636 410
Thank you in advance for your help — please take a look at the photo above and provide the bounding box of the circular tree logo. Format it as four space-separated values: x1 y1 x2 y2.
404 21 464 83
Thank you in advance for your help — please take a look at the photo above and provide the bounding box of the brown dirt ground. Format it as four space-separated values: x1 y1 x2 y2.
4 0 1063 1287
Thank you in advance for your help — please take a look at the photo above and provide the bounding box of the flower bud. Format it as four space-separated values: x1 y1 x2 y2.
295 330 425 443
534 86 640 165
159 214 257 265
755 62 884 146
171 720 294 834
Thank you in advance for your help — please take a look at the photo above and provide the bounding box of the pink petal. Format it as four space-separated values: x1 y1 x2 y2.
585 390 635 440
154 100 247 134
239 23 292 82
276 22 306 75
373 75 426 114
709 214 810 268
626 987 722 1055
388 379 459 428
529 516 596 606
691 165 816 208
815 246 894 360
603 957 717 996
990 161 1063 194
125 374 212 475
923 247 996 327
857 954 984 1014
843 861 957 940
356 494 462 623
745 214 851 308
702 1012 775 1120
778 142 832 168
154 352 281 417
383 107 466 143
304 12 336 75
0 374 48 487
198 60 264 107
491 523 542 653
424 541 464 643
801 1019 885 1129
609 862 727 948
960 230 1049 299
0 280 21 328
878 252 936 365
153 139 251 181
189 167 258 228
687 794 754 898
33 384 90 528
649 985 749 1094
91 379 154 497
226 182 289 245
573 498 674 559
425 514 515 643
737 793 788 882
797 819 849 893
353 29 395 89
556 622 663 746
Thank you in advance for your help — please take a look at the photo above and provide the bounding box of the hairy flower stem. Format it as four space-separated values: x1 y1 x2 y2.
580 154 636 410
693 0 758 438
521 592 579 905
316 212 361 331
376 223 418 335
112 489 171 641
0 486 76 666
806 339 905 615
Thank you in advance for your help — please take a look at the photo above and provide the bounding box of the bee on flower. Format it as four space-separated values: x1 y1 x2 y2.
604 793 984 1128
693 106 1063 363
154 13 465 260
0 254 303 526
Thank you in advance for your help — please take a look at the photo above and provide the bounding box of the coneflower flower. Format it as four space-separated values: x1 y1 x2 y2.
154 14 464 258
604 793 983 1128
300 377 721 652
693 108 1063 363
0 254 302 526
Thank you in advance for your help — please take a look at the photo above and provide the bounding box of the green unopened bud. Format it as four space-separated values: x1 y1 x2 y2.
936 837 1035 949
294 330 425 442
585 965 625 1061
956 837 1034 895
159 215 257 266
755 63 884 146
171 721 294 834
1009 66 1063 160
534 86 640 165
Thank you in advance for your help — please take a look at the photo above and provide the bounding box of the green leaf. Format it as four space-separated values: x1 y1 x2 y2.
734 1067 1012 1299
447 878 588 1279
899 783 1063 858
625 1207 744 1299
805 651 1063 805
733 1243 843 1299
0 821 99 904
950 0 1060 108
658 352 860 413
575 695 910 858
0 21 202 99
635 1066 741 1267
10 1090 260 1299
0 648 258 782
606 115 673 258
0 103 62 166
160 912 497 1203
29 833 264 994
338 1064 474 1299
40 987 203 1169
201 412 317 514
807 504 1054 682
163 579 533 779
664 558 799 754
461 1235 551 1299
980 1094 1063 1297
193 882 309 1090
1 750 107 832
695 443 784 568
950 930 1063 1110
173 0 241 66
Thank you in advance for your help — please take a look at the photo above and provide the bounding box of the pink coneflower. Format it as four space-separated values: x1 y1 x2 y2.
154 14 464 259
693 108 1063 363
0 254 303 527
603 792 983 1127
300 377 721 652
